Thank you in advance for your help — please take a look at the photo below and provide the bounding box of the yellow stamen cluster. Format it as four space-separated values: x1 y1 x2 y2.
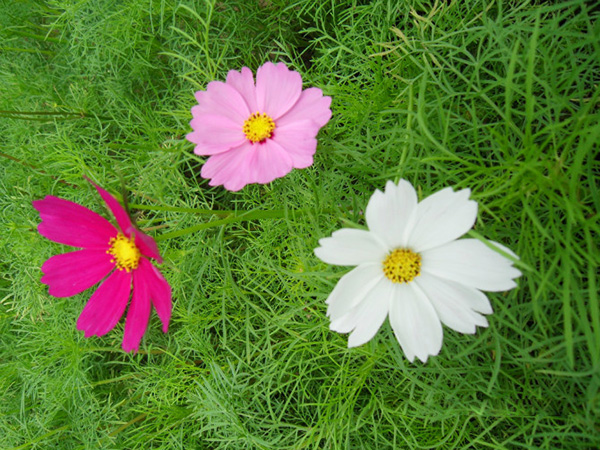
107 233 141 272
382 248 421 283
243 112 275 143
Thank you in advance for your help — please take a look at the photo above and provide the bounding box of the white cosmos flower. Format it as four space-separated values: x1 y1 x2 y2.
314 179 521 363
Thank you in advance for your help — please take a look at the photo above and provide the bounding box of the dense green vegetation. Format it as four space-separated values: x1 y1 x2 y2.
1 0 598 448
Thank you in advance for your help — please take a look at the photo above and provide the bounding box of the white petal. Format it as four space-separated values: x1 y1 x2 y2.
314 229 388 266
409 187 478 252
417 272 493 315
325 263 384 320
347 279 394 347
389 283 443 363
329 277 391 347
329 282 381 333
487 240 520 260
365 180 418 248
415 273 490 334
422 239 522 292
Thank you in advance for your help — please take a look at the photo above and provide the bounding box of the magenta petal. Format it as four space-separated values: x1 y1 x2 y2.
41 249 114 298
138 259 171 333
256 62 303 119
83 179 162 262
84 177 134 237
277 87 332 129
33 196 117 249
76 269 132 338
122 268 152 352
129 228 162 263
226 66 258 112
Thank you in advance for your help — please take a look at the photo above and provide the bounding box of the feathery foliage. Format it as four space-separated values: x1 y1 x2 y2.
1 0 598 448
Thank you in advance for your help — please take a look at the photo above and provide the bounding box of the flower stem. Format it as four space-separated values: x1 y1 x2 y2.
154 209 297 241
128 203 235 216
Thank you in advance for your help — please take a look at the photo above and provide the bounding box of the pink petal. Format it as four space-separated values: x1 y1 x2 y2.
41 249 114 298
249 139 294 184
76 269 132 338
189 135 245 156
200 144 256 191
122 267 152 352
187 113 246 155
33 196 117 249
84 177 133 237
276 118 321 139
255 62 303 119
226 66 258 112
272 120 320 168
201 139 295 190
193 81 250 123
277 87 332 129
138 259 171 333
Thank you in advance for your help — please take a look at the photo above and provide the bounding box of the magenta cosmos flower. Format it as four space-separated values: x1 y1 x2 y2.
186 62 332 191
32 178 172 352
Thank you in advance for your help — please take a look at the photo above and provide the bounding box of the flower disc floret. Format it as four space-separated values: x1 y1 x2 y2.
243 112 275 143
108 233 141 272
383 248 421 283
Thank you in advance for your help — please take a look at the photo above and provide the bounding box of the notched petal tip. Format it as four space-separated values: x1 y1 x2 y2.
416 353 432 364
488 240 521 262
122 343 140 354
346 334 363 348
256 61 303 119
194 90 205 103
40 249 114 298
313 229 387 266
32 196 53 211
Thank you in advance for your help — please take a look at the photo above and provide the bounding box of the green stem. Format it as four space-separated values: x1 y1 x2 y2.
0 47 54 55
0 110 112 121
108 413 148 437
0 152 77 186
155 209 296 241
10 425 69 450
128 203 235 216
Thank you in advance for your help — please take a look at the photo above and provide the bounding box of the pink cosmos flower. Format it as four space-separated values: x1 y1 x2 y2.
186 62 332 191
33 178 172 353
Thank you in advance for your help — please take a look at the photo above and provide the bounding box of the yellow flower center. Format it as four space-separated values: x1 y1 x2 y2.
107 233 141 272
243 112 275 143
382 248 421 283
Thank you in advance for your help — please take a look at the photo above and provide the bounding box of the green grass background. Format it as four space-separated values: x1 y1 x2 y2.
1 0 599 448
